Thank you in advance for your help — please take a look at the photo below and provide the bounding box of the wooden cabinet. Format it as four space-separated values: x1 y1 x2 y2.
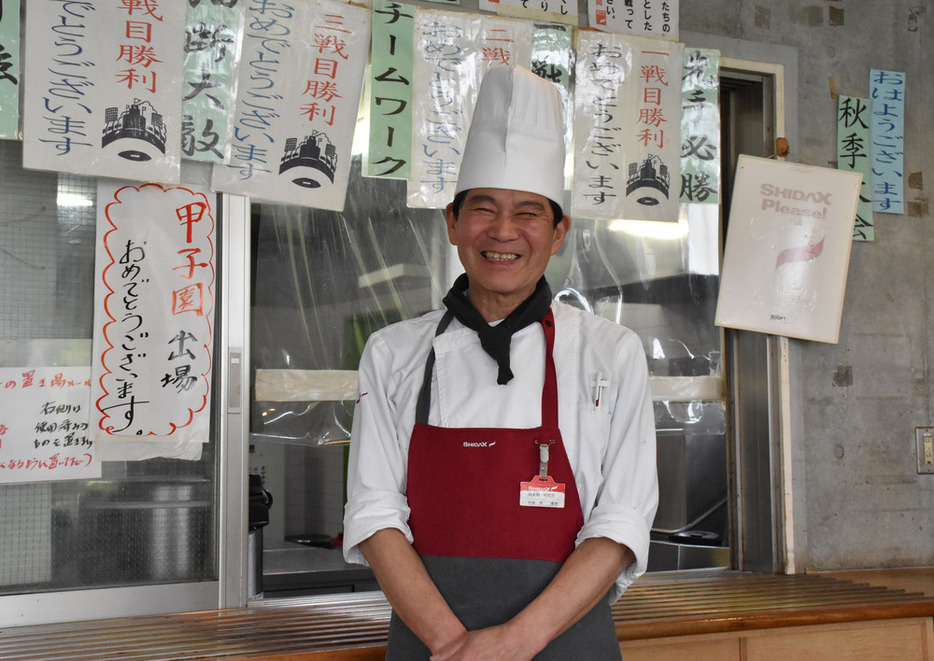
619 617 934 661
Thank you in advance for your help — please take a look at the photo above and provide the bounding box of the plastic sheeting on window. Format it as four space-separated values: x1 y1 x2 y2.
251 158 723 448
251 157 453 447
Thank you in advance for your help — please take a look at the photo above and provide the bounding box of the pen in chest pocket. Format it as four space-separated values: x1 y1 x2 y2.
593 372 610 409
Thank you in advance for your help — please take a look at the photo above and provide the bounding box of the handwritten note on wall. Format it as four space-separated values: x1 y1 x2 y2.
680 48 720 205
368 0 416 180
869 69 905 215
837 95 874 241
181 0 244 163
92 181 216 445
0 367 100 484
588 0 678 40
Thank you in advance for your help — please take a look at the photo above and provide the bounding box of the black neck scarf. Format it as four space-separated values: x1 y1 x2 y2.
442 273 553 385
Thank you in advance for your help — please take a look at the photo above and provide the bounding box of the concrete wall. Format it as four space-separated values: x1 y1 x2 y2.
681 1 934 571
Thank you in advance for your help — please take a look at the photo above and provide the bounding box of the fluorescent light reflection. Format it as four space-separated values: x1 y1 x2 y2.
57 193 94 208
608 217 690 240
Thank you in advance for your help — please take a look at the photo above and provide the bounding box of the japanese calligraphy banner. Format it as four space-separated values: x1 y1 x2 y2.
408 9 532 209
589 0 678 41
182 0 244 163
869 69 905 215
837 95 874 241
532 22 574 186
571 32 683 222
367 0 416 180
716 155 861 344
479 0 578 27
0 0 20 139
23 0 185 183
212 0 370 211
0 366 100 484
680 48 719 205
91 180 216 448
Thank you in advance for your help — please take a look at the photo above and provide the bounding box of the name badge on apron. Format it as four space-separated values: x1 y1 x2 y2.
520 440 566 508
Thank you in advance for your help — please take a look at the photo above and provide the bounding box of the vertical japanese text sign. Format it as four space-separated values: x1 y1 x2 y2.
0 0 21 139
680 48 719 205
92 182 216 443
572 32 631 219
212 0 370 211
0 367 101 484
479 0 578 26
182 0 244 163
869 69 905 215
23 0 184 183
532 22 573 183
407 9 532 209
589 0 678 41
408 8 477 209
367 0 415 180
572 32 683 222
837 95 874 241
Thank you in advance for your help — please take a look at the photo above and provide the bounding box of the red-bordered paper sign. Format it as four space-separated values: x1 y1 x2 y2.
91 181 216 445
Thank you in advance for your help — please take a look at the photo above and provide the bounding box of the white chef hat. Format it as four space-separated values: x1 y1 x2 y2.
455 64 566 207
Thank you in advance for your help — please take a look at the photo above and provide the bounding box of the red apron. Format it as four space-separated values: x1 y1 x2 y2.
406 310 584 563
387 310 621 660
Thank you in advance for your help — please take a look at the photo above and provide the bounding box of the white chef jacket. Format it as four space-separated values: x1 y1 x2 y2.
342 301 658 601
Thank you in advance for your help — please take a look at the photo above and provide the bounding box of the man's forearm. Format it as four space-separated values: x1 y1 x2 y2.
429 537 632 661
505 537 631 654
358 528 467 654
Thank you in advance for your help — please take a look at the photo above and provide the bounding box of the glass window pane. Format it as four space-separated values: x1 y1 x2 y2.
251 158 448 595
0 139 218 595
250 158 728 595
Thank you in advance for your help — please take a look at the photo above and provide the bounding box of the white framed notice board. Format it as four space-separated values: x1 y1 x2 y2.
716 155 861 344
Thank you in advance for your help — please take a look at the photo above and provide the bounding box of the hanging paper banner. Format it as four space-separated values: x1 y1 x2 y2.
181 0 244 163
0 0 20 139
407 10 532 209
23 0 185 183
572 32 683 222
0 366 100 484
715 155 861 344
367 0 416 180
212 0 370 211
532 22 574 186
532 23 573 93
837 95 874 241
869 69 905 215
91 181 216 445
680 48 719 205
589 0 678 41
479 0 577 27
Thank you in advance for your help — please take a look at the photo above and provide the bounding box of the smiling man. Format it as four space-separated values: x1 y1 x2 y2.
343 65 658 660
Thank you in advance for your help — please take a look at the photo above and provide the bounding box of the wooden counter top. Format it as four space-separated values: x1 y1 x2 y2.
2 570 933 660
613 569 934 640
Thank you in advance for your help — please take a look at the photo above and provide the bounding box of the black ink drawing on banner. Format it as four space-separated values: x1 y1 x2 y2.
280 131 338 189
626 154 671 206
102 99 168 162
